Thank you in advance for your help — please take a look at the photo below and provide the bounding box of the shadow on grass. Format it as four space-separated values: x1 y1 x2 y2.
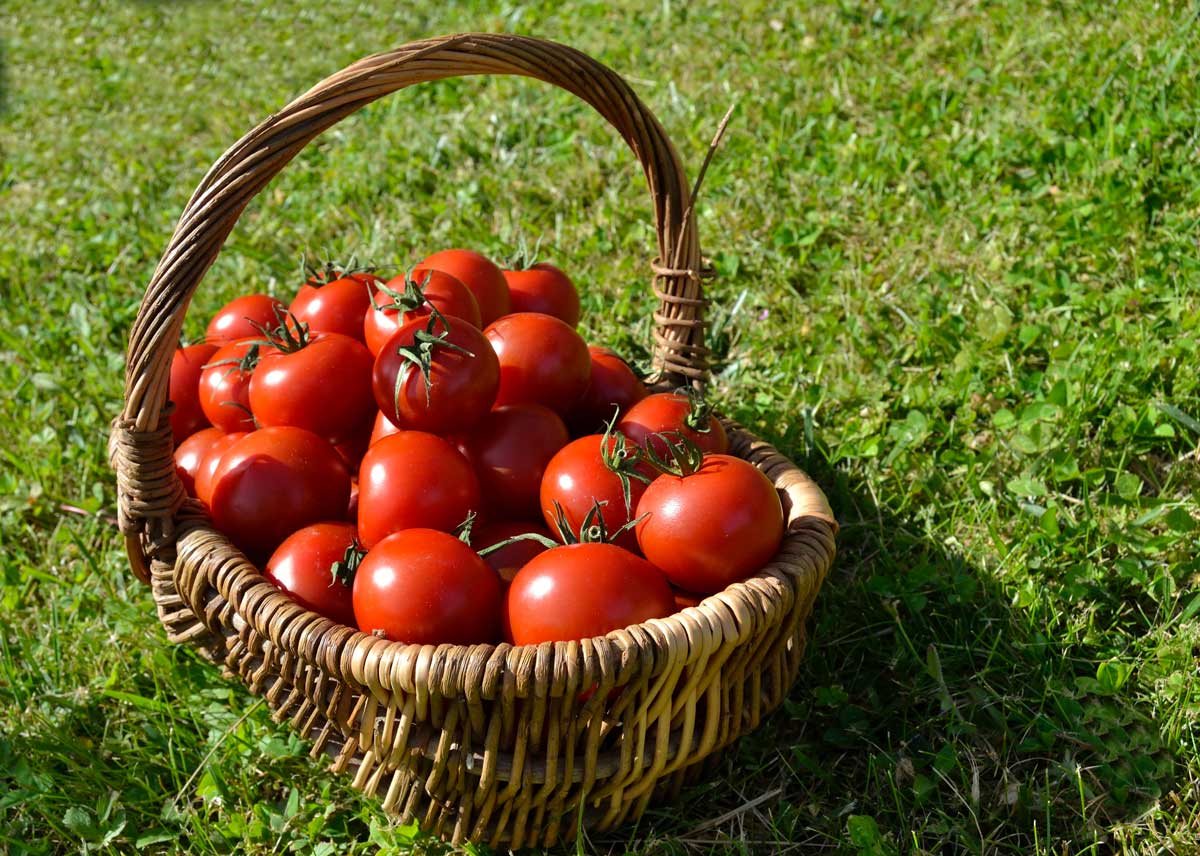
602 439 1180 855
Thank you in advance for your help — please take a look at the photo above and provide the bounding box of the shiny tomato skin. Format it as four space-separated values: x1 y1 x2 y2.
209 427 350 561
502 263 581 327
289 273 379 343
505 543 674 644
356 431 481 549
484 313 591 415
618 392 728 458
199 338 258 433
174 426 223 497
635 454 784 594
539 434 647 551
352 528 501 644
249 332 375 444
419 249 510 327
473 520 553 583
569 347 649 435
264 522 358 626
205 294 285 346
463 405 568 518
372 314 499 434
169 343 218 444
364 268 482 356
194 431 249 507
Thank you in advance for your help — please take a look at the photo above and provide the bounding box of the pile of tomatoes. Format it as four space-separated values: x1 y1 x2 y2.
170 248 785 646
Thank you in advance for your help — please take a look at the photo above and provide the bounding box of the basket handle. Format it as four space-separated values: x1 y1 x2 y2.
111 33 709 579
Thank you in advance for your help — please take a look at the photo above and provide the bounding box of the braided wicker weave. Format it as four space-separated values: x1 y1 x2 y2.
109 33 837 847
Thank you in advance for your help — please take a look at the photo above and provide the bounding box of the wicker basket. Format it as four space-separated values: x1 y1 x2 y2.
108 33 837 848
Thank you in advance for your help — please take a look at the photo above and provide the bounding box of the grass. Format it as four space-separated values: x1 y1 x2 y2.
2 0 1199 852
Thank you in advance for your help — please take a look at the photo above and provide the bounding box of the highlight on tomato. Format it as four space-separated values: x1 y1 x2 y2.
484 312 591 415
364 267 482 356
205 294 285 346
264 522 360 626
502 260 580 327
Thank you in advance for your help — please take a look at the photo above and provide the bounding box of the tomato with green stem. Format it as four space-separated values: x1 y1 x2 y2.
209 426 350 561
356 430 481 549
289 266 381 343
169 343 218 444
471 520 554 583
364 268 481 356
205 294 285 346
352 528 501 644
419 248 510 327
264 522 360 626
502 261 580 327
248 312 375 444
199 338 259 433
635 438 783 594
485 312 591 415
618 391 728 458
462 404 568 519
372 309 498 435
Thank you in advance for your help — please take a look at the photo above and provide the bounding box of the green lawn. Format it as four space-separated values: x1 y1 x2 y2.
3 0 1199 853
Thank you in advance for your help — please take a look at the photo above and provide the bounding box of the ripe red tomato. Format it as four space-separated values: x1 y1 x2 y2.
169 343 218 444
372 314 498 434
473 520 553 583
368 410 400 447
249 331 375 444
505 543 673 644
174 426 223 497
635 454 783 594
569 346 648 435
618 392 728 459
289 272 380 343
462 405 568 518
205 294 285 346
357 431 481 549
539 433 649 551
363 268 481 356
502 262 580 327
209 427 350 560
194 431 249 507
419 249 510 327
352 528 501 644
333 420 372 475
484 313 590 415
264 522 359 626
198 338 259 433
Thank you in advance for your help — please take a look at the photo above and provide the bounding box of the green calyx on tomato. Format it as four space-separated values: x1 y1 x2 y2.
642 429 706 477
329 538 367 588
548 498 644 546
679 386 718 435
454 510 478 545
390 303 474 409
302 254 376 287
249 305 313 354
599 411 654 516
503 234 543 271
369 268 437 315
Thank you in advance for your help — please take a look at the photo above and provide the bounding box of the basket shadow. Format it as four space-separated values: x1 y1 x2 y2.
595 446 1181 854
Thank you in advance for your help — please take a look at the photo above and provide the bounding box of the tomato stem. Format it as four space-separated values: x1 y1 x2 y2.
677 386 716 434
392 303 474 411
301 253 377 287
330 539 367 587
599 409 654 516
643 430 705 477
504 235 543 271
455 511 478 545
476 531 560 557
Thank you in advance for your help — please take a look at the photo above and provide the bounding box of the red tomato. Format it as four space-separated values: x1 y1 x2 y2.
174 426 223 497
372 314 498 434
539 433 649 551
484 313 590 415
368 410 400 447
419 249 510 326
505 543 673 644
209 427 350 560
356 431 481 549
635 454 783 594
264 522 359 626
363 268 482 356
205 294 285 346
569 346 649 435
618 392 728 459
169 343 218 444
198 338 259 433
289 273 380 343
194 431 249 507
502 263 580 327
249 331 375 444
334 420 372 475
473 520 553 583
352 528 501 644
462 405 568 518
